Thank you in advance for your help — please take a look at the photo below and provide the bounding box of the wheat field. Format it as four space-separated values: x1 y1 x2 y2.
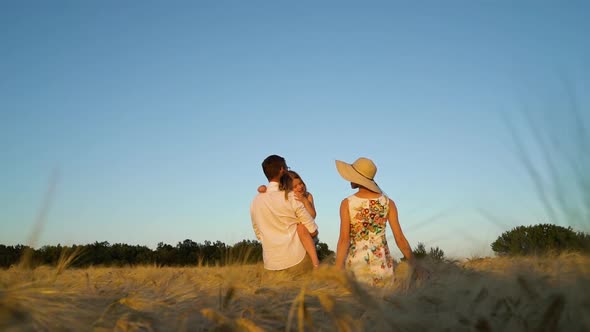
1 254 589 331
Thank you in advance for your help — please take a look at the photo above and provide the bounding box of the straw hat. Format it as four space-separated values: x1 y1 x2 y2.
335 157 382 194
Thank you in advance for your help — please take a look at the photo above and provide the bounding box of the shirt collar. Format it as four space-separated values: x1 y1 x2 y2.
267 181 280 192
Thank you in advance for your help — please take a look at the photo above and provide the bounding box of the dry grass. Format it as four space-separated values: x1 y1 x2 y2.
1 254 589 331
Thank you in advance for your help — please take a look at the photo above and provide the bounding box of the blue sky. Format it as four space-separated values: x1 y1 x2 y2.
1 1 588 258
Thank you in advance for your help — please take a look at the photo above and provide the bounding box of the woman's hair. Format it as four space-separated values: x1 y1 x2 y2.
279 170 308 200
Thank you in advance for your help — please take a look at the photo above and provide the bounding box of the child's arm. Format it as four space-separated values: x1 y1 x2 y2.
257 185 267 193
306 193 317 218
296 192 317 218
296 223 320 268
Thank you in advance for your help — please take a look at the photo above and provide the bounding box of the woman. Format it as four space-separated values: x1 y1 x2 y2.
334 157 427 287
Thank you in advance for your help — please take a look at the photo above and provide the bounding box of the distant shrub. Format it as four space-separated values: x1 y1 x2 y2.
411 242 445 262
428 246 446 261
413 242 427 259
491 223 590 256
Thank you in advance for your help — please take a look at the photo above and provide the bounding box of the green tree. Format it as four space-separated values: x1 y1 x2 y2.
316 241 334 262
413 242 427 259
428 246 446 261
406 242 445 261
229 240 262 264
176 239 199 265
0 244 28 268
491 223 590 256
155 242 176 266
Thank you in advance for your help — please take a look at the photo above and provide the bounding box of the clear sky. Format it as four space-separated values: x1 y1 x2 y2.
1 1 589 258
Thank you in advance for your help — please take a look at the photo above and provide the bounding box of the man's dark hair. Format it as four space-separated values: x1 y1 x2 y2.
262 155 286 181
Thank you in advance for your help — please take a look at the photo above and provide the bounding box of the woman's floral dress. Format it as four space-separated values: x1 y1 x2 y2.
346 194 395 287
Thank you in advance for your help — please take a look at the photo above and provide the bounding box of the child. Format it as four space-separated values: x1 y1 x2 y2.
258 170 320 267
281 170 317 218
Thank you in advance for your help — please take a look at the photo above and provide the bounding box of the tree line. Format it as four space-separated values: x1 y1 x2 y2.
0 239 334 269
3 223 584 268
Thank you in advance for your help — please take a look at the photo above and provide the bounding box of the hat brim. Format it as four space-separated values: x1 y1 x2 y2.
335 160 382 194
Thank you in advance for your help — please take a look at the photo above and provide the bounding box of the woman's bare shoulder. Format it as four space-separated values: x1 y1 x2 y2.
387 197 398 210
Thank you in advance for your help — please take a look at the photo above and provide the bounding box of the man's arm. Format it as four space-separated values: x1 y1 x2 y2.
250 204 262 241
252 219 262 241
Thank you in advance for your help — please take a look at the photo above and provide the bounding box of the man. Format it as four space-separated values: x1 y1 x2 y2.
250 155 319 274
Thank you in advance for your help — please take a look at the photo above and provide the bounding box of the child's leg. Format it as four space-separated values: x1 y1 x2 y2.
297 223 320 267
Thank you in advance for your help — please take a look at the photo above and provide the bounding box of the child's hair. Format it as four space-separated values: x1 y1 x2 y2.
288 170 308 194
279 170 308 200
279 173 293 200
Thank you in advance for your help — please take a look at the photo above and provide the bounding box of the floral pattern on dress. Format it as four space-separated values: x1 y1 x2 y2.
346 195 394 287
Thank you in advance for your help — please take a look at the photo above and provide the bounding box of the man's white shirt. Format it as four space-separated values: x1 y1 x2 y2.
250 181 318 270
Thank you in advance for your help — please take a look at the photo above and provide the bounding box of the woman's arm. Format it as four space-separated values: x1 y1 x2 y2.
334 198 351 269
387 198 431 279
387 198 415 264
